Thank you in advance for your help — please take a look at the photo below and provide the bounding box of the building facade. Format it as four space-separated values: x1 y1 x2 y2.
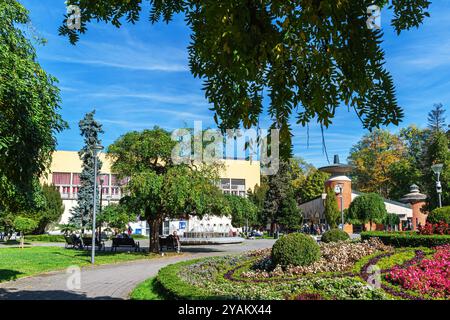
42 151 260 236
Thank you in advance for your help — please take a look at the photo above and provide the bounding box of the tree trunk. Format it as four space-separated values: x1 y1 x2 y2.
148 216 162 253
20 232 24 249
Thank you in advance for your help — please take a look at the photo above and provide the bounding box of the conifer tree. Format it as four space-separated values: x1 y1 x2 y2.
70 111 103 233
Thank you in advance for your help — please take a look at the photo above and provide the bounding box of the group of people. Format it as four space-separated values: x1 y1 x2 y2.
302 222 329 235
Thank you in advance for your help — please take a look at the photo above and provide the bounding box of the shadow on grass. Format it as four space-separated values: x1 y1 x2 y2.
0 270 24 282
0 288 122 300
0 240 31 246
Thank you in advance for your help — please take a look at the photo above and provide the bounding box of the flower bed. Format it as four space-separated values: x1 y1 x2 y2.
144 240 445 300
240 238 391 279
385 245 450 299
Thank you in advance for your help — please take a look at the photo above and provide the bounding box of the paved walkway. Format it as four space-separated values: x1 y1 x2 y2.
0 239 274 300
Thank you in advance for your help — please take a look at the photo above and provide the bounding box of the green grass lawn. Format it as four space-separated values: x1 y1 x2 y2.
129 277 163 300
0 246 168 283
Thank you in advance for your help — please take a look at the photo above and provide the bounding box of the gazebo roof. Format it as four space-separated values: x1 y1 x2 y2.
319 155 352 175
400 184 427 203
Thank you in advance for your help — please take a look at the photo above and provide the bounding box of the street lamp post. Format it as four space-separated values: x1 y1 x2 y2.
334 184 344 230
431 164 443 208
91 144 104 265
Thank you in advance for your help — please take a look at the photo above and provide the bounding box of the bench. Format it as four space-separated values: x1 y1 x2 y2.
65 236 82 249
81 237 105 251
159 235 180 252
111 238 140 252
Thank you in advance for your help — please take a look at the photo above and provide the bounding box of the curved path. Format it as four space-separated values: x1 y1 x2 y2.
0 239 274 300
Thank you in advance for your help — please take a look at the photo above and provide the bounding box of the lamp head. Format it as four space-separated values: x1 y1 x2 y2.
431 163 443 175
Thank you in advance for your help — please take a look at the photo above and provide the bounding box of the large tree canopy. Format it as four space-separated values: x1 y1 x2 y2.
0 1 67 211
60 0 430 158
108 127 229 252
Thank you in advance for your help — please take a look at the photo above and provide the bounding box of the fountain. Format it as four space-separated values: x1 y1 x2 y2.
179 218 245 245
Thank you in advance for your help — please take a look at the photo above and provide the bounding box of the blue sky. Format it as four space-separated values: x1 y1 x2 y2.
20 0 450 167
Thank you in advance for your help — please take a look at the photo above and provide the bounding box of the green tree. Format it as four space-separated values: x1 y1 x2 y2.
277 189 302 233
383 213 400 231
324 188 340 228
347 193 387 231
98 204 134 234
31 184 65 234
60 0 430 158
263 161 298 233
58 223 78 236
13 216 37 248
423 131 450 208
296 169 329 203
247 178 269 227
428 103 447 134
348 129 406 198
70 111 104 233
0 1 66 211
225 194 257 229
109 127 229 253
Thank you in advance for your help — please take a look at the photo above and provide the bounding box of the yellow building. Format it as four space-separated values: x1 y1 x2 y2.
43 151 261 235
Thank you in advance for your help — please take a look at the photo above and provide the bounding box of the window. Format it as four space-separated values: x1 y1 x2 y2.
72 186 79 194
98 174 109 186
61 186 70 194
52 172 70 185
111 187 120 195
72 173 81 185
220 178 231 190
101 187 109 195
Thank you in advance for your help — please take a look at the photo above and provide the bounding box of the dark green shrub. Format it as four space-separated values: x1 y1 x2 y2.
24 234 66 242
321 229 350 243
360 231 450 247
271 233 320 267
427 206 450 224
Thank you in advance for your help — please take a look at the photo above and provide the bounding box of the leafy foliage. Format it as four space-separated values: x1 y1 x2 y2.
263 160 301 232
225 194 257 228
60 0 431 158
98 203 135 233
277 189 303 232
427 206 450 225
321 228 350 243
348 129 406 198
428 103 447 133
324 188 340 228
13 216 37 234
29 184 64 234
0 1 67 211
347 193 387 229
247 177 269 227
295 169 329 204
108 127 229 252
271 233 320 267
383 213 400 229
348 104 449 209
70 111 104 231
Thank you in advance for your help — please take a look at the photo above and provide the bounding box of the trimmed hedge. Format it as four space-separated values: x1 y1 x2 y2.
361 231 450 247
321 229 350 243
427 206 450 224
24 234 66 242
271 233 320 267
